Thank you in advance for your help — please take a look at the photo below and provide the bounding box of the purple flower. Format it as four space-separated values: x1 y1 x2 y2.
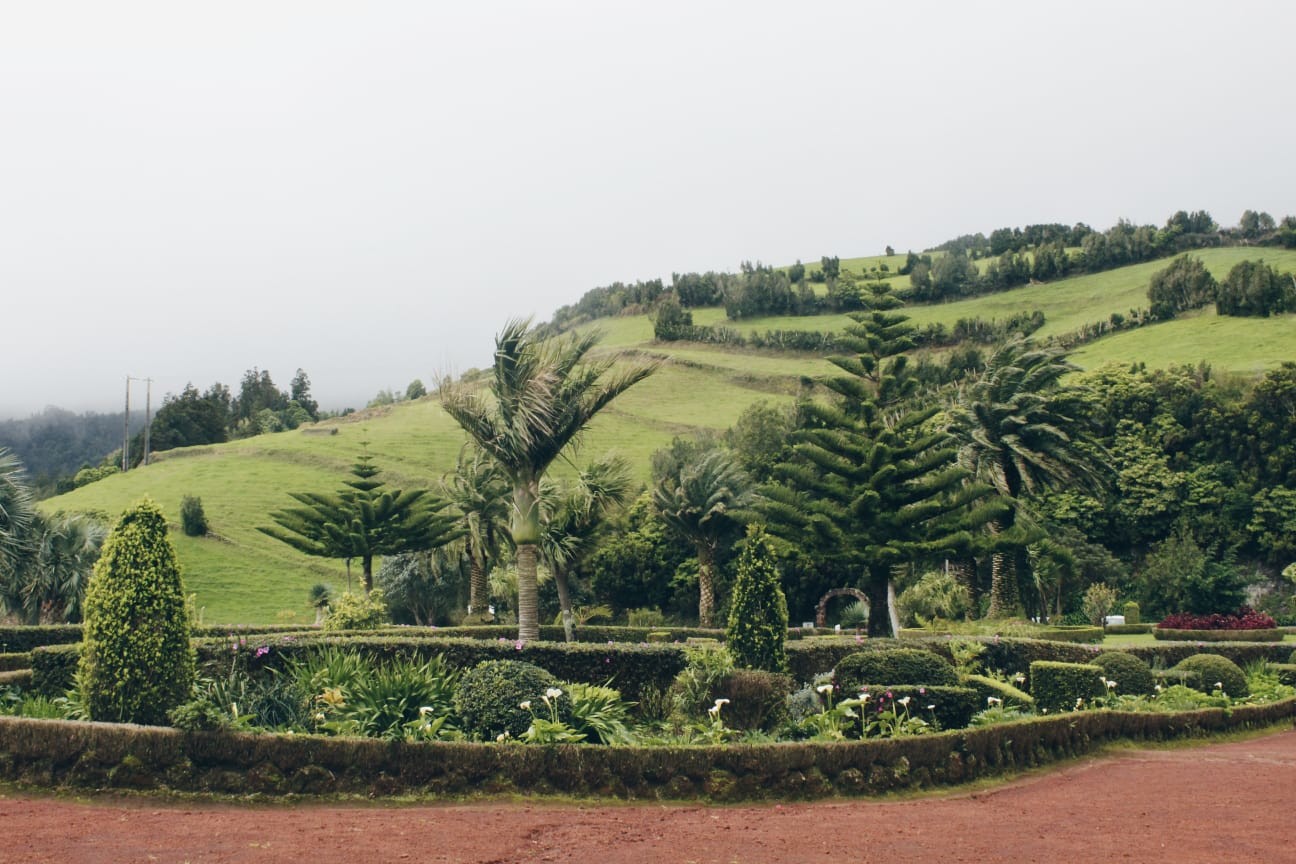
255 646 270 658
514 640 524 651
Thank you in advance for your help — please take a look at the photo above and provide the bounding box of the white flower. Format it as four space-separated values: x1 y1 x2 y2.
1105 679 1117 690
545 687 563 700
859 692 870 703
496 732 510 742
1215 682 1223 690
419 706 435 717
1154 684 1163 693
926 704 936 711
519 700 532 711
1014 673 1027 684
708 697 730 718
987 696 1002 706
816 684 834 695
1075 697 1085 708
897 696 911 706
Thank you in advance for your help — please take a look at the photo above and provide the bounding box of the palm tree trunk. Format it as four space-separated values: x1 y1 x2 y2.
951 557 979 618
986 518 1020 618
554 566 575 642
515 542 540 642
467 550 489 618
697 542 716 628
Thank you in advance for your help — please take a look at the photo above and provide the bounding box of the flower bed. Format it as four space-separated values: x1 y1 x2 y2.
0 700 1291 801
1158 609 1278 631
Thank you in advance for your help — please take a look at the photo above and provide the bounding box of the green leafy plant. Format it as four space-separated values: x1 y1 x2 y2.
834 648 958 692
564 681 635 744
78 498 194 725
454 659 572 741
725 526 788 672
1172 653 1249 697
180 495 208 537
322 589 389 631
520 686 586 744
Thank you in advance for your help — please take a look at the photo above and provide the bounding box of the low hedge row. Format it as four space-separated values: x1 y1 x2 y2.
1152 627 1284 643
0 670 33 688
1104 624 1153 635
1 700 1290 800
0 624 312 654
1272 664 1296 687
1029 662 1106 713
0 653 32 673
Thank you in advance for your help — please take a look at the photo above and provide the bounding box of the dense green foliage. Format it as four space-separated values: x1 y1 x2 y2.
78 499 194 724
180 495 208 537
1091 652 1155 696
1028 661 1106 713
1147 255 1218 321
1172 653 1248 697
834 648 959 691
725 526 788 672
453 659 572 740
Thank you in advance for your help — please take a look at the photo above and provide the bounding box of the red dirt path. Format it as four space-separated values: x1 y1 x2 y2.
3 728 1295 864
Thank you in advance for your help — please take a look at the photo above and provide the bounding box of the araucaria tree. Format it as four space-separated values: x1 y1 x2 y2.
761 295 1003 636
652 446 754 627
260 450 461 593
440 318 657 642
946 338 1105 617
78 498 194 725
726 525 788 672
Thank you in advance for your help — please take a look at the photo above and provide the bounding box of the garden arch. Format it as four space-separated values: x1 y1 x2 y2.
815 588 869 628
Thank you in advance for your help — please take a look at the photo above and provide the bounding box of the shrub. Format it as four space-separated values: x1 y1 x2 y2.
712 668 794 731
626 607 666 628
1091 652 1155 696
834 648 958 693
78 498 194 725
1029 661 1105 713
896 569 970 625
1158 608 1277 631
565 682 634 744
725 526 788 673
862 685 981 731
1121 601 1141 625
179 495 208 537
668 646 734 721
1172 654 1249 697
959 674 1034 710
323 590 389 631
332 655 460 740
454 659 572 741
1081 583 1118 626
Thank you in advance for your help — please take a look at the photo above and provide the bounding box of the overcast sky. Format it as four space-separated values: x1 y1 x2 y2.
2 1 1293 419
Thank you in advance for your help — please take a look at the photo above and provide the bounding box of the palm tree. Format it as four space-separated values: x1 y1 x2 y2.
0 447 33 575
652 447 754 627
440 319 657 641
947 337 1106 617
538 455 634 641
0 511 105 624
442 443 511 621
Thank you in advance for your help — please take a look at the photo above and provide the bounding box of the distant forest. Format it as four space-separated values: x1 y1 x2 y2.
0 408 145 496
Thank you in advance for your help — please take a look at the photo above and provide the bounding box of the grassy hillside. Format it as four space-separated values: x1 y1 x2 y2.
41 245 1296 623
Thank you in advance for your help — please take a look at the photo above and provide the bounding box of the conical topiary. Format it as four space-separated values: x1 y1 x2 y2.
725 524 789 672
78 498 194 725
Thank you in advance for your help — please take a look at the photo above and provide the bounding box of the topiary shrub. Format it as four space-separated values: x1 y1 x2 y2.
179 495 208 537
1122 601 1140 625
453 659 573 740
1171 653 1249 697
960 674 1034 710
711 668 793 731
1029 661 1105 713
834 648 958 693
865 685 981 731
78 498 194 725
322 589 389 631
1091 652 1156 696
725 526 788 672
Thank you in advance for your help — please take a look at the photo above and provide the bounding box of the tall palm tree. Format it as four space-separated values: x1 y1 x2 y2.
0 511 105 624
0 447 33 575
442 443 511 621
539 455 634 641
947 337 1106 617
652 447 754 627
440 319 657 641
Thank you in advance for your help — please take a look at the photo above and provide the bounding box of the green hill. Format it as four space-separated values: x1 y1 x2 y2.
40 245 1296 623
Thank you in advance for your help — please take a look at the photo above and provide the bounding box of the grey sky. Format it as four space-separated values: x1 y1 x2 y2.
2 1 1293 418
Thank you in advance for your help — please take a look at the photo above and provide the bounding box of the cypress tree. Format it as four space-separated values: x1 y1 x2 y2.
726 525 788 672
79 498 193 725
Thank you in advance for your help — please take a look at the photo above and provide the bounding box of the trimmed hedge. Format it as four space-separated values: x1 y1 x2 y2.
454 660 572 740
1030 662 1106 713
31 644 80 698
0 670 32 688
863 685 980 732
1091 653 1156 696
959 674 1034 710
0 626 81 653
0 700 1290 800
834 648 959 692
1153 627 1283 643
0 653 32 673
713 670 794 732
1104 624 1153 635
1272 664 1296 687
1172 654 1248 697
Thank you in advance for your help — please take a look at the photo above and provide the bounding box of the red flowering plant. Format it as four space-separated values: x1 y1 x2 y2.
1158 607 1277 631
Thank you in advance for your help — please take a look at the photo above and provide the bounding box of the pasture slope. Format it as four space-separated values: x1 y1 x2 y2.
40 247 1296 623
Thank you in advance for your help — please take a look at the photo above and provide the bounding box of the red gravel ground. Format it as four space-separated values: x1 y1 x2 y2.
3 728 1295 864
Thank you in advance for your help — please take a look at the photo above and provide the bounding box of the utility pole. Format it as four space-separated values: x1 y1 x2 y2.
142 378 153 466
122 375 132 471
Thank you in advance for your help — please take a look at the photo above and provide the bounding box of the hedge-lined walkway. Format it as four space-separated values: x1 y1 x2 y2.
2 726 1294 864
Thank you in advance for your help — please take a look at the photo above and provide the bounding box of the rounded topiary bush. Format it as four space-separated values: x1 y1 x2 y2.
454 659 573 740
78 498 194 725
1172 653 1248 697
834 648 958 693
1091 652 1155 695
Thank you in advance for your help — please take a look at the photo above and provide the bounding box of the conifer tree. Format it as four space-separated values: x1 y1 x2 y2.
726 525 788 672
760 291 1004 636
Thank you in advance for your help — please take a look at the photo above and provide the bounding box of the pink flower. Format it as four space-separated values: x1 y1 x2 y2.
514 640 524 651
